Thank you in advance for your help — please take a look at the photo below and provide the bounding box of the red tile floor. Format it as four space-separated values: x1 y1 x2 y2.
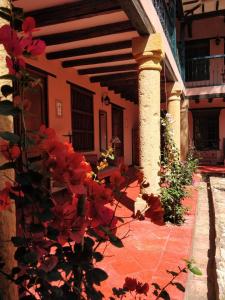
97 169 199 299
198 165 225 174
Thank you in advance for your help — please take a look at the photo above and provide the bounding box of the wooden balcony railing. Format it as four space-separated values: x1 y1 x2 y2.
185 54 225 88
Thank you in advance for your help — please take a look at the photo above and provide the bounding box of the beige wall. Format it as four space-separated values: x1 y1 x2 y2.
26 55 138 166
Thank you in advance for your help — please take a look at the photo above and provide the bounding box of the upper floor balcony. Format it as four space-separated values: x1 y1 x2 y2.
185 55 225 88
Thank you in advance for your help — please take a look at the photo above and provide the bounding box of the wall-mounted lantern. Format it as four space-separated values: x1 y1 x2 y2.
102 92 111 106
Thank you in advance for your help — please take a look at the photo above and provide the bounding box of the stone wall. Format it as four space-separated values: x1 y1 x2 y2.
210 176 225 300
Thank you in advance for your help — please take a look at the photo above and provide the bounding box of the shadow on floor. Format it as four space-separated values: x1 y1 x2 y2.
205 175 220 300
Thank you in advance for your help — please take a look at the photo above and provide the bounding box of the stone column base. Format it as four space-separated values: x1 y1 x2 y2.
134 194 148 215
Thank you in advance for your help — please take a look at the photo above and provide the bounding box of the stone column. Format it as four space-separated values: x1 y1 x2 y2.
180 98 189 161
167 82 182 153
132 34 164 213
0 1 18 299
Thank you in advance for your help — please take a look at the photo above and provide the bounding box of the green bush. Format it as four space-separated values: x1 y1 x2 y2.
160 115 198 224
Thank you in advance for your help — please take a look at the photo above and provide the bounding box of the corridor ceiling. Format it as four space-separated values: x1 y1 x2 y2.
14 0 171 104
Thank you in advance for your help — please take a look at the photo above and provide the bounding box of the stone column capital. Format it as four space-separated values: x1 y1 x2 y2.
132 33 165 71
166 82 182 102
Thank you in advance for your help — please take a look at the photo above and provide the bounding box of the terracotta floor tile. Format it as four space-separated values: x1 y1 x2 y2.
97 168 200 299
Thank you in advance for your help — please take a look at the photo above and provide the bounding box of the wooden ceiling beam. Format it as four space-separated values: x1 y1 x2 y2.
108 82 138 90
101 78 136 87
90 71 137 83
47 40 132 60
38 21 134 46
62 53 134 68
78 64 137 75
27 0 121 27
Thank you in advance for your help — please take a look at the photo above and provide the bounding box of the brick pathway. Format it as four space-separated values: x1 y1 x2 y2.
97 170 199 299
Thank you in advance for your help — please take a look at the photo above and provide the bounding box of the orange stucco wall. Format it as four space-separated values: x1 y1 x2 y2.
184 16 225 41
25 55 138 166
189 98 225 162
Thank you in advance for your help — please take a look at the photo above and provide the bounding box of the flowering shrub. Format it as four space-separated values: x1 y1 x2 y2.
160 115 199 224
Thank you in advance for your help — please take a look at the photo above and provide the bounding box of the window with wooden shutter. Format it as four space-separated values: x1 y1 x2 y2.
71 85 94 151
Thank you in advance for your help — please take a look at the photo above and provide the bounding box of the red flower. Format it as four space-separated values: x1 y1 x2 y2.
123 277 137 291
6 56 15 75
0 142 21 161
136 282 149 295
0 182 12 212
10 145 21 160
27 39 46 56
22 17 36 34
110 170 125 188
0 25 23 57
160 182 170 188
87 180 113 205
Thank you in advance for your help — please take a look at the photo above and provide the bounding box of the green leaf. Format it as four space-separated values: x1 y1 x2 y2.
29 223 45 234
152 283 161 290
188 265 202 276
46 270 62 282
173 282 185 292
0 100 20 116
167 270 179 276
0 131 20 144
23 251 38 265
47 227 59 241
11 236 28 247
86 268 108 285
36 209 53 222
11 267 21 276
0 162 15 170
0 7 11 14
159 290 170 300
0 11 11 21
93 252 104 262
1 85 13 97
109 234 124 248
0 74 16 80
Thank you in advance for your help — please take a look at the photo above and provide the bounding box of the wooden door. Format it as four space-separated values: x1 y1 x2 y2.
112 105 124 158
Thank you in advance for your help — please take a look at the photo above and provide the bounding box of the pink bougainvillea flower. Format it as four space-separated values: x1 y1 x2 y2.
110 170 125 188
0 25 23 57
136 282 149 295
123 277 138 291
6 56 16 75
22 17 36 34
0 141 21 161
10 145 21 160
160 181 170 188
27 39 46 56
39 125 56 139
87 180 113 205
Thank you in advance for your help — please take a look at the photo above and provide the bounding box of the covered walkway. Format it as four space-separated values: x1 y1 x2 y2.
97 169 199 299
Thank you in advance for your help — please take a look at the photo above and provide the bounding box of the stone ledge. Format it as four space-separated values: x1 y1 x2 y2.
210 177 225 300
